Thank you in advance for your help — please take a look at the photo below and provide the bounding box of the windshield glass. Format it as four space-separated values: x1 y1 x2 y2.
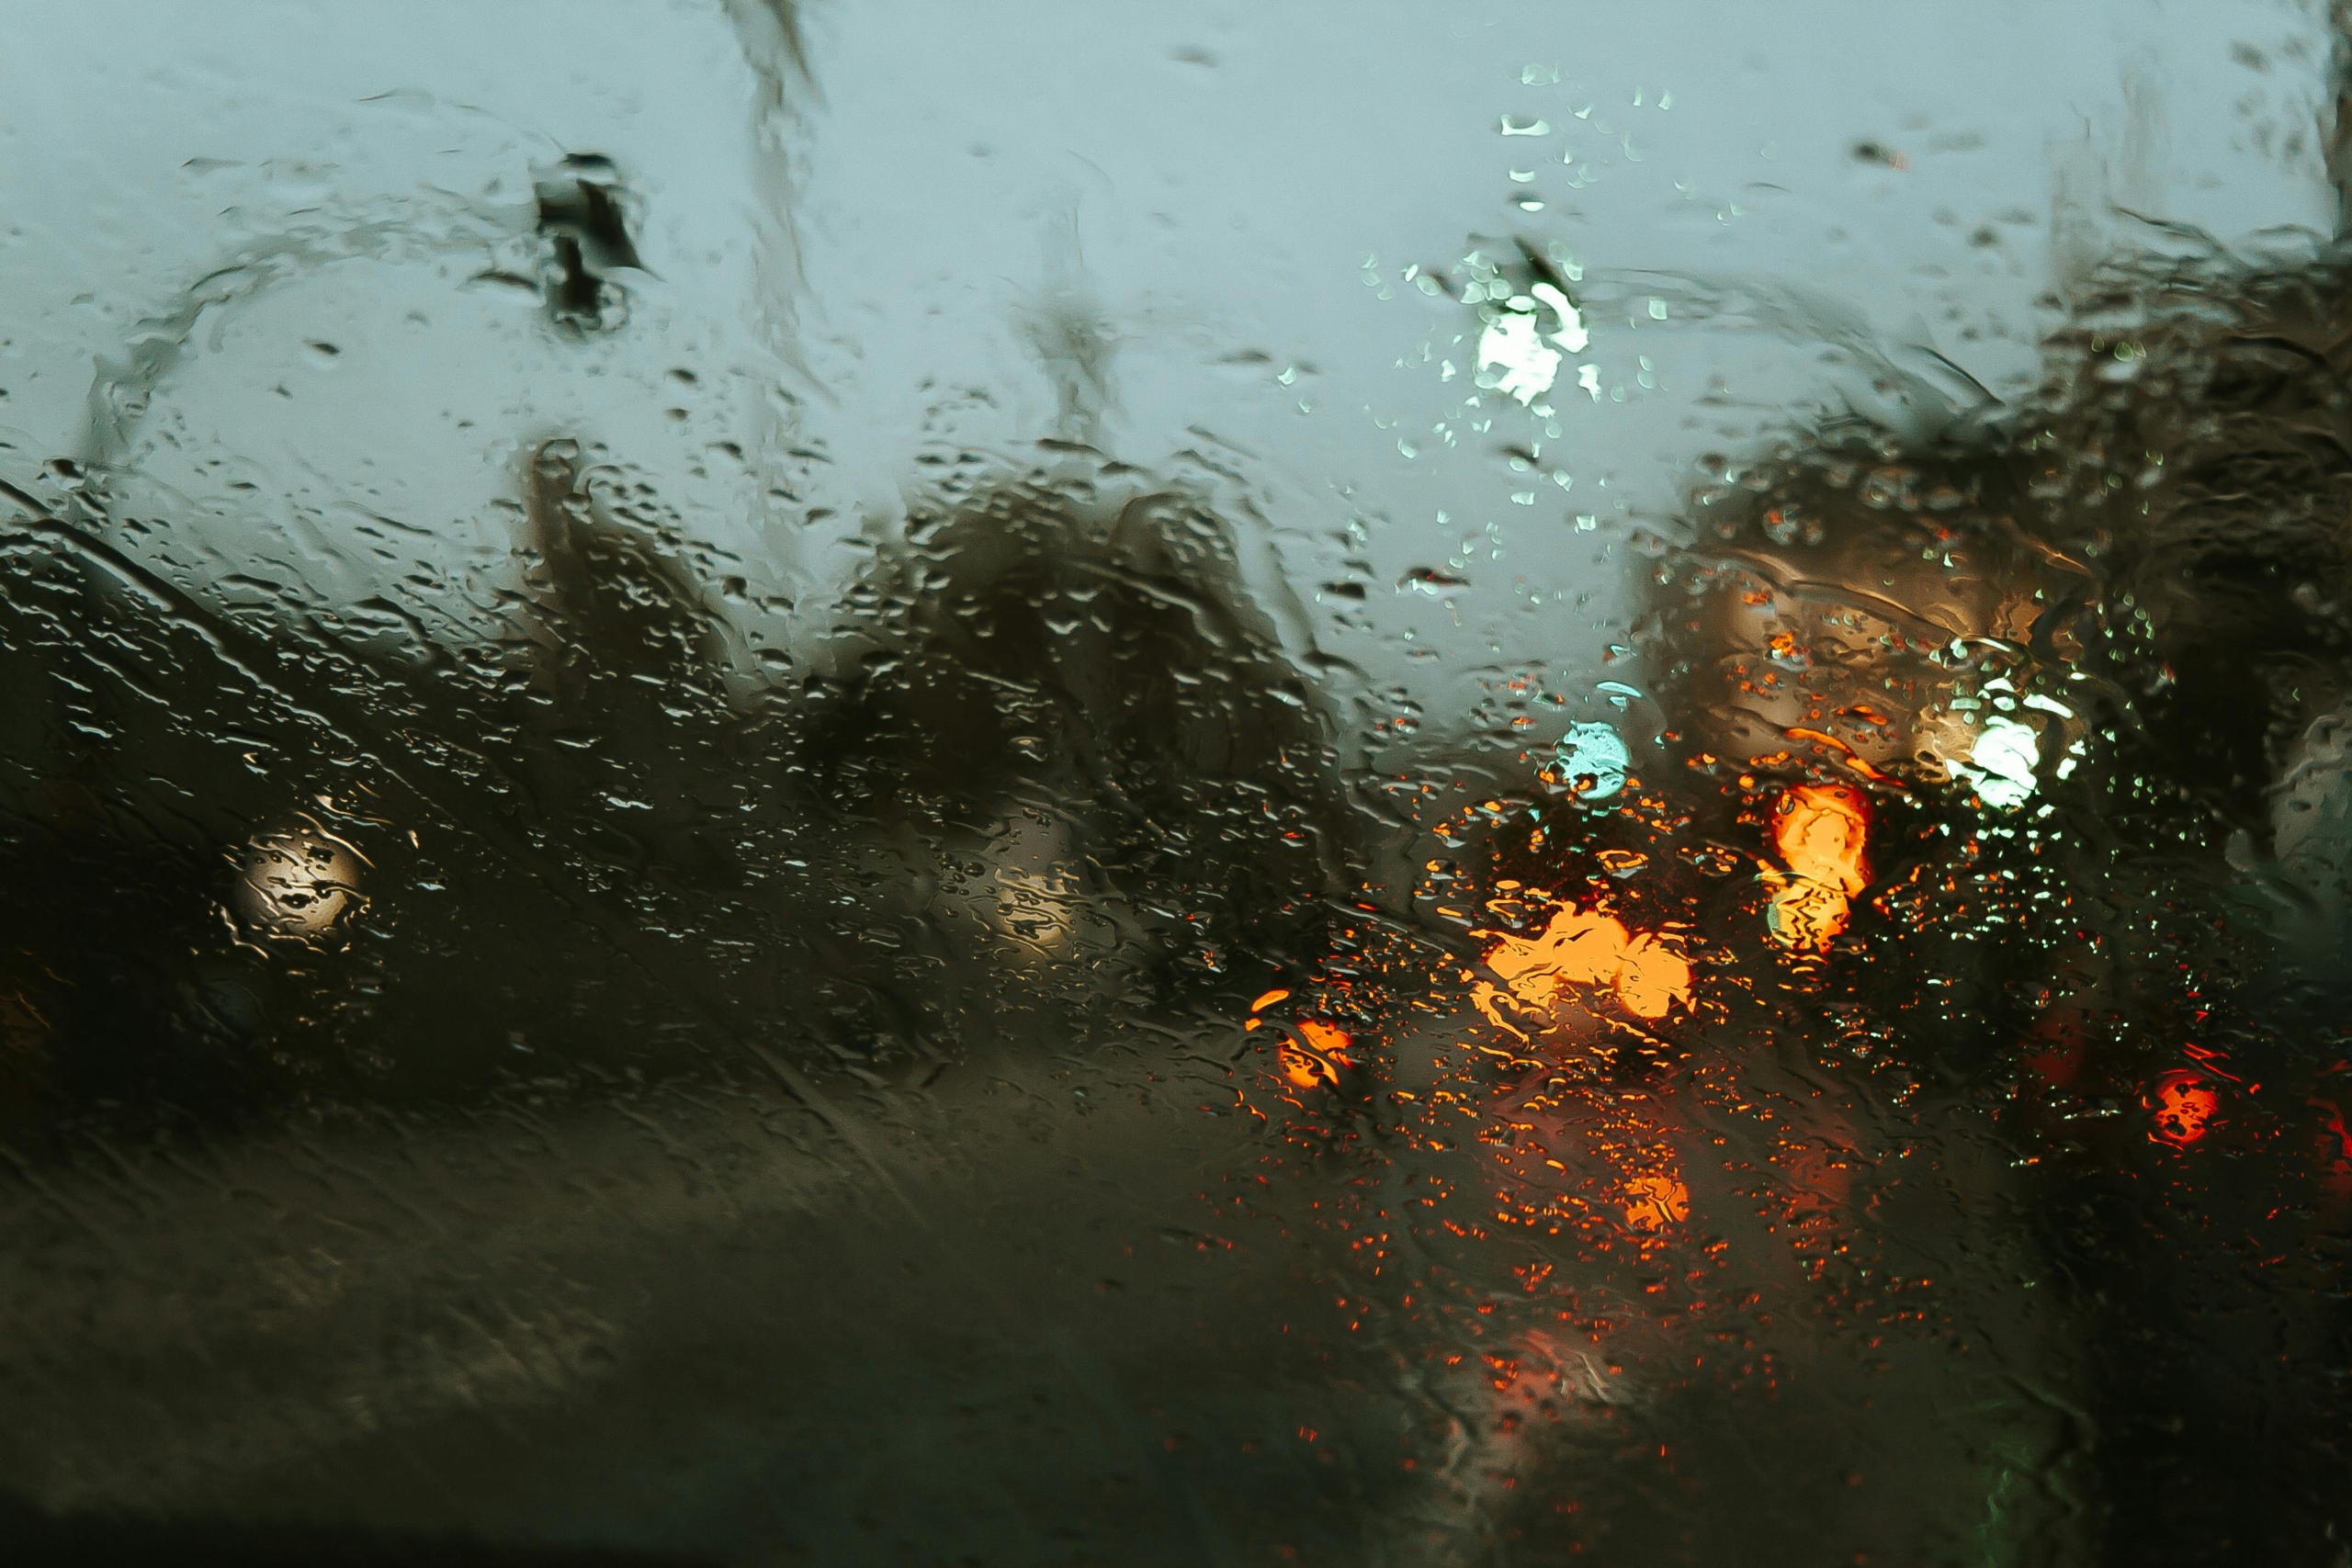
1 5 2347 1564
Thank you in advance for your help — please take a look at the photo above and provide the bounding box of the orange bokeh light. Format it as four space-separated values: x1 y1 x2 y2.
1279 1019 1354 1090
1763 783 1871 952
2150 1070 2218 1146
1473 900 1693 1034
1623 1171 1690 1234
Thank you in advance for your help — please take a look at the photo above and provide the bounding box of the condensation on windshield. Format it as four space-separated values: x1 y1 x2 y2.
0 4 2347 1565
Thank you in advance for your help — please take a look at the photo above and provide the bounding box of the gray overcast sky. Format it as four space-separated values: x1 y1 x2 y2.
0 0 2336 730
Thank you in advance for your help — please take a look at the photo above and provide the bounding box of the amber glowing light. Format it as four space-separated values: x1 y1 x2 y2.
1473 899 1692 1034
1279 1019 1354 1090
1622 1171 1691 1234
1762 784 1871 952
2150 1070 2218 1146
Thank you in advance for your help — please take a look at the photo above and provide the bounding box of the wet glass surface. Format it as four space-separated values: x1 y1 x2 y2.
2 4 2350 1563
